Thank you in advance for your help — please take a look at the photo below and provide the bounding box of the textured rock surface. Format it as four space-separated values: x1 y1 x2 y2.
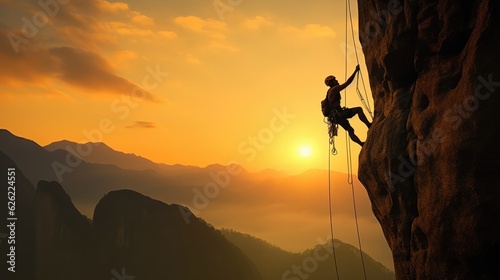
358 0 500 279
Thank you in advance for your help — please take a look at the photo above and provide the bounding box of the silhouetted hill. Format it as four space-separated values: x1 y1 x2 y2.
45 138 287 180
221 229 300 279
0 129 64 185
0 151 35 280
94 189 261 280
0 129 191 214
35 181 95 280
33 181 261 280
222 229 395 280
45 140 162 172
254 168 288 180
44 140 251 178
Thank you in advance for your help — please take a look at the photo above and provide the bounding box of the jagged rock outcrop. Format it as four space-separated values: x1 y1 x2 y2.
33 181 260 280
93 189 261 280
35 181 96 280
358 1 500 279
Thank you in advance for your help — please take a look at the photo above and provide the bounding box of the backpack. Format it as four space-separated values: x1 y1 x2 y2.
321 94 331 117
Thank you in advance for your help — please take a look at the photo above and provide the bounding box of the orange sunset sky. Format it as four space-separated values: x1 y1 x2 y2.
0 0 373 175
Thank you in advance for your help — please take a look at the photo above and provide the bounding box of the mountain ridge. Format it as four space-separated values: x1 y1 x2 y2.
44 138 294 180
0 128 394 270
45 140 162 172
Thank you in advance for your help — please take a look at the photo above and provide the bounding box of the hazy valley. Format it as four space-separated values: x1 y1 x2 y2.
0 129 395 279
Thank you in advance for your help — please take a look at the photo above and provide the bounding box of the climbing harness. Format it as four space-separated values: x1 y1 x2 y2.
326 0 372 279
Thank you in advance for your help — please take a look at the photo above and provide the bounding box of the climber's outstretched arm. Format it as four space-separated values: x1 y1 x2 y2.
332 65 360 92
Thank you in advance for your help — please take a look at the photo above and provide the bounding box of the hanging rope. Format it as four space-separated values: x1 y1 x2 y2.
350 180 368 280
328 140 341 280
356 74 374 119
346 0 368 279
347 0 373 118
326 0 373 278
344 0 353 185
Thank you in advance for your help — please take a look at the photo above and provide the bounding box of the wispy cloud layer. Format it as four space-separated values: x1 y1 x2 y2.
126 121 158 129
0 0 176 99
174 15 227 39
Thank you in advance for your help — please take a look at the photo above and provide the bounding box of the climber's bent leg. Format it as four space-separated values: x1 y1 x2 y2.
347 126 364 147
350 107 371 128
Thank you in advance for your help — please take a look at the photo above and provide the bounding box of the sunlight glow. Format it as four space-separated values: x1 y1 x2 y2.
298 145 313 158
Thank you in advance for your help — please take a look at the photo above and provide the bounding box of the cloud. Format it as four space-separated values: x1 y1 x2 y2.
49 0 131 47
112 50 137 62
157 30 177 39
243 16 274 30
56 25 118 51
132 13 155 27
126 121 157 129
91 0 129 14
49 46 157 100
0 0 175 100
0 29 157 101
303 24 337 38
185 53 202 65
282 23 337 39
27 0 171 50
0 29 56 86
174 16 226 39
114 26 155 36
207 41 240 53
109 21 177 39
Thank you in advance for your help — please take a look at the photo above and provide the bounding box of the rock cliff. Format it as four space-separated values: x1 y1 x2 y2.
358 0 500 279
35 181 96 280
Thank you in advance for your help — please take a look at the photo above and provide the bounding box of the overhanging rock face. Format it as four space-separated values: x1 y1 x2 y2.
357 1 500 279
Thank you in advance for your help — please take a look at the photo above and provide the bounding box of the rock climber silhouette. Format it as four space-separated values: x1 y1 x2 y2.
323 65 371 146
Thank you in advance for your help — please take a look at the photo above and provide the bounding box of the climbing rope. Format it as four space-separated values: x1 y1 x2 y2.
326 0 370 279
356 74 374 119
345 0 368 279
328 140 341 280
347 0 373 118
327 0 373 154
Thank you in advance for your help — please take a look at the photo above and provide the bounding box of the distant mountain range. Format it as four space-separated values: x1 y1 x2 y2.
44 138 289 178
0 128 367 219
1 149 261 279
0 128 395 276
0 129 192 213
0 148 394 279
45 140 163 172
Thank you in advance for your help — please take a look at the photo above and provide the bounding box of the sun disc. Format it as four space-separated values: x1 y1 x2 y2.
299 146 312 157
